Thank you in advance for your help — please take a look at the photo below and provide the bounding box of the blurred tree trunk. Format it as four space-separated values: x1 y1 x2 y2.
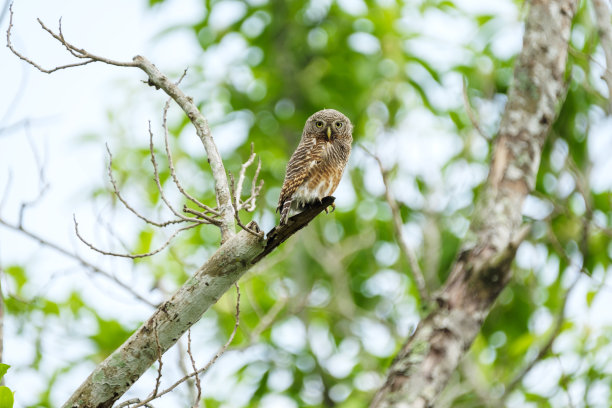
371 0 578 406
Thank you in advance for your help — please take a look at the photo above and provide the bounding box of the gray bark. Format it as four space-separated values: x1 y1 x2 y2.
370 0 578 407
63 198 334 408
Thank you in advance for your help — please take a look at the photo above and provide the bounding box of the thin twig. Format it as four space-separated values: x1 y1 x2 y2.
0 217 156 307
6 5 135 73
148 122 215 225
6 5 236 242
361 145 429 303
116 398 156 408
152 321 163 398
229 172 264 238
187 329 202 408
235 143 256 210
105 144 185 228
73 215 199 259
17 121 50 228
161 99 220 217
125 284 241 408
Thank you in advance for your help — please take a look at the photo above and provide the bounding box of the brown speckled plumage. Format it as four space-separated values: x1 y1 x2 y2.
277 109 353 224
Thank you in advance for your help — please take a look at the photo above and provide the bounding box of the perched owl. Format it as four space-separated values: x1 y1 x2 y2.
277 109 353 225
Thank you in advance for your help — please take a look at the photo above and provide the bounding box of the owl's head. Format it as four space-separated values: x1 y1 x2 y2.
305 109 353 143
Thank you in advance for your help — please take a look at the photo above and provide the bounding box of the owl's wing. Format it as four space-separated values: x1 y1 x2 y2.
277 137 322 224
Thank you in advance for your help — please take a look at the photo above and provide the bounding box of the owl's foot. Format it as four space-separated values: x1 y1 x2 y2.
324 202 336 214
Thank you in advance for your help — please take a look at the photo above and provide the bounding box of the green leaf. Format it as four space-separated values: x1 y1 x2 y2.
135 229 154 255
586 290 597 307
42 300 60 316
0 386 14 408
0 364 9 382
5 266 26 294
90 318 134 360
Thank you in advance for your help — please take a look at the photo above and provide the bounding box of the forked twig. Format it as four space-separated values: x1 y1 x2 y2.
106 144 184 228
229 172 264 238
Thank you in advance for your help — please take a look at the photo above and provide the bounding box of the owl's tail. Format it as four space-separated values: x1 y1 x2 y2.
279 199 292 225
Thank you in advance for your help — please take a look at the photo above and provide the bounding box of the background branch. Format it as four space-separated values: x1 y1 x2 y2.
371 0 578 406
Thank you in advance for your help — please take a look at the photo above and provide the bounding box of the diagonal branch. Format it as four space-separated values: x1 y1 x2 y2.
62 200 332 408
371 0 578 406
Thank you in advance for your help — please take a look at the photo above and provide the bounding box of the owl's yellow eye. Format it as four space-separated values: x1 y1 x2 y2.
335 122 343 128
315 121 324 128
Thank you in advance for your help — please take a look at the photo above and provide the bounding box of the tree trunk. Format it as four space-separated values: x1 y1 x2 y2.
371 0 578 406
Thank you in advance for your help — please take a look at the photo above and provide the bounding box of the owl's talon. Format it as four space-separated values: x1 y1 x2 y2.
325 203 336 214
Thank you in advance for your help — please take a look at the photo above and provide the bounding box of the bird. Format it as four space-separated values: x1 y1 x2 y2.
277 109 353 225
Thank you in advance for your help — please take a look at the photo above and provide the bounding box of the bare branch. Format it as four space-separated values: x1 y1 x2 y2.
229 172 264 238
73 214 199 259
106 144 185 228
6 5 236 241
361 145 429 304
161 99 220 218
248 158 263 212
116 399 156 408
17 121 50 228
132 53 236 242
152 322 163 398
187 330 201 408
0 217 156 307
6 5 133 73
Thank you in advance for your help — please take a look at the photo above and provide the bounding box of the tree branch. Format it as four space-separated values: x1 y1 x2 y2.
0 217 157 307
6 4 235 242
62 198 332 407
371 0 578 406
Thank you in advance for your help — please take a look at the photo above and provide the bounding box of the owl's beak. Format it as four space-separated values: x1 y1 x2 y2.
326 126 332 140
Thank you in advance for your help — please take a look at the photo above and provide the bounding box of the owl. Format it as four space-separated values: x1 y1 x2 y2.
277 109 353 225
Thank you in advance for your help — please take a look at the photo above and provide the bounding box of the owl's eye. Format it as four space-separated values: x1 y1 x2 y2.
335 122 343 128
315 121 324 128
